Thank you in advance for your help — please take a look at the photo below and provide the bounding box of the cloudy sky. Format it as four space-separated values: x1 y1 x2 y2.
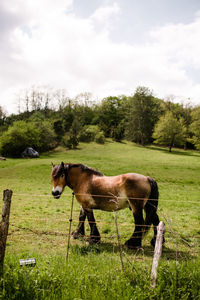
1 0 200 114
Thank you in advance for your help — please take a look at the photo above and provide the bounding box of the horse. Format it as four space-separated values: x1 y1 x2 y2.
51 162 164 248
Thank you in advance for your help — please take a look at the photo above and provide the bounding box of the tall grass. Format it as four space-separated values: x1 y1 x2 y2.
1 253 200 299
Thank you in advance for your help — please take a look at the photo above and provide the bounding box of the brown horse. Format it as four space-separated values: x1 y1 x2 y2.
51 162 163 248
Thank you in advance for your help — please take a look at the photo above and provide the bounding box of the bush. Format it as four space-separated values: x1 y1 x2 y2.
0 120 56 157
79 125 99 142
94 132 105 144
36 121 56 151
79 125 105 144
62 133 79 149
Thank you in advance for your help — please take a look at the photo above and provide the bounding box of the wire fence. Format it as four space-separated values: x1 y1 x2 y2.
6 191 200 262
12 192 200 204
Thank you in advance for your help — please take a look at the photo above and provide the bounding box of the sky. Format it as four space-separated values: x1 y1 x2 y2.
1 0 200 114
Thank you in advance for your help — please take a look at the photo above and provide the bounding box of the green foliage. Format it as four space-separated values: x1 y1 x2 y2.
190 107 200 150
79 125 100 142
79 125 105 144
62 118 81 149
1 86 200 150
28 111 45 122
0 106 6 131
62 103 74 132
94 131 105 144
53 120 65 141
125 87 161 145
153 111 186 152
111 121 125 142
73 103 97 126
0 120 56 157
0 121 39 157
97 96 126 141
36 121 56 151
62 133 77 149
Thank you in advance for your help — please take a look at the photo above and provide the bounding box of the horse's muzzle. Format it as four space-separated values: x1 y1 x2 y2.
52 190 61 199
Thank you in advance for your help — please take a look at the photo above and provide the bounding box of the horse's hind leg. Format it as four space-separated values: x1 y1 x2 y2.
72 207 86 239
150 212 165 247
85 209 101 244
149 212 159 247
125 209 144 249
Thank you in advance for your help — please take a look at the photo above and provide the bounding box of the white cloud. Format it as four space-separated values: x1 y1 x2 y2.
0 1 200 114
148 12 200 101
91 2 120 23
150 15 200 69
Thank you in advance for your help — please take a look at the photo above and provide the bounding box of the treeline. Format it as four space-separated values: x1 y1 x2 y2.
0 86 200 157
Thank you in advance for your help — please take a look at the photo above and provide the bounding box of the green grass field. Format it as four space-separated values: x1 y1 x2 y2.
0 141 200 299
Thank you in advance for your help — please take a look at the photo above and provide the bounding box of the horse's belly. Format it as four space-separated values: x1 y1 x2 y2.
115 191 130 211
93 190 129 211
76 195 97 209
76 190 129 211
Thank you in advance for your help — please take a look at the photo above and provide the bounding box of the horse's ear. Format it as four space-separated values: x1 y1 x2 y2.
61 162 65 169
51 162 55 168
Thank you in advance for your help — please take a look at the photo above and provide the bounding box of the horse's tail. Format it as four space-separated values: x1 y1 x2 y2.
144 177 159 235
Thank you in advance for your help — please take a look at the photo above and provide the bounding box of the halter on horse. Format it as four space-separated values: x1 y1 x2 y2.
51 162 164 248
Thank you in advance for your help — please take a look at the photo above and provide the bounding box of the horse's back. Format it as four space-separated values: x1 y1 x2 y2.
88 173 151 211
92 173 150 195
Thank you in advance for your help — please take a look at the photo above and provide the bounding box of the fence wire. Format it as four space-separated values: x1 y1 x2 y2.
4 191 200 264
12 193 200 204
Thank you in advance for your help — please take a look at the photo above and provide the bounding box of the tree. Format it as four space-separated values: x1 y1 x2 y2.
0 106 6 129
0 120 56 157
62 101 74 132
53 120 65 142
62 118 81 149
0 121 40 157
153 112 186 152
126 87 161 145
73 103 97 127
190 106 200 150
97 96 126 141
161 99 193 149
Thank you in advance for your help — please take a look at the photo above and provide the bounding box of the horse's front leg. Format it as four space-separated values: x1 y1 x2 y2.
85 209 101 244
72 207 86 239
125 209 144 249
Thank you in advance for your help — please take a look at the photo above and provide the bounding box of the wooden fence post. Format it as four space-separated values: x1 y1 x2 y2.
0 189 13 275
151 221 165 288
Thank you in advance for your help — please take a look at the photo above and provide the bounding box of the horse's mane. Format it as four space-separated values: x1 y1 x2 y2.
66 163 104 177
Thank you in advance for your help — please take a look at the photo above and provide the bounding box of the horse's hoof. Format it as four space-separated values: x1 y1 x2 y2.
125 238 142 249
72 230 85 240
88 236 101 244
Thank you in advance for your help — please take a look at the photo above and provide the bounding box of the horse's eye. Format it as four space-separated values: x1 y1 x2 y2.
61 173 65 178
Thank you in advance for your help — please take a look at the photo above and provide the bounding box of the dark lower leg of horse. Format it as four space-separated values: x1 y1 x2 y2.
86 209 101 244
125 210 144 249
72 208 86 239
150 213 165 247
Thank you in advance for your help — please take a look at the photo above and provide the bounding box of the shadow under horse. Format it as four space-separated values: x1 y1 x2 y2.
51 162 164 248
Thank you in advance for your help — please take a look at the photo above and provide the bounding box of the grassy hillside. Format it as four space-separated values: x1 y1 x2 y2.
0 141 200 299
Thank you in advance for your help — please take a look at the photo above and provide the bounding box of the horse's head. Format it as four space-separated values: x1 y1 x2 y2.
51 162 67 199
